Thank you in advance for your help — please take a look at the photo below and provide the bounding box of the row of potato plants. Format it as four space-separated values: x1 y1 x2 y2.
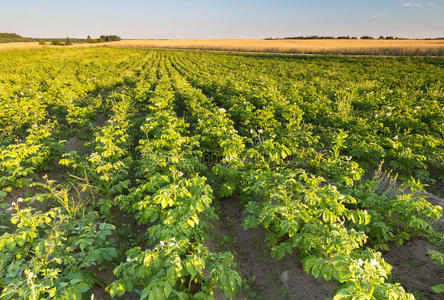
0 48 149 202
107 59 242 299
0 47 442 299
167 51 443 298
0 49 153 299
175 50 443 186
171 51 442 248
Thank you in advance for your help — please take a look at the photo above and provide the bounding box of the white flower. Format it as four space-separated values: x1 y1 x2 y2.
258 129 263 134
386 112 392 117
369 259 378 267
168 242 175 247
126 257 132 262
178 171 184 177
27 271 35 279
219 108 226 113
394 135 398 140
375 114 379 118
17 198 24 203
357 258 363 266
226 155 235 162
160 241 165 246
20 92 24 96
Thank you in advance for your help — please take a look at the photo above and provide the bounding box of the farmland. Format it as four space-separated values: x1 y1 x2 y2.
2 39 444 56
0 47 443 299
101 39 444 56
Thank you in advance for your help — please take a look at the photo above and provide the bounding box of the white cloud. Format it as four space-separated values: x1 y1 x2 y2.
430 2 437 7
369 13 388 18
402 2 423 7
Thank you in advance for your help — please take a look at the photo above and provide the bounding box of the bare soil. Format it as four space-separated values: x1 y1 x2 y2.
384 239 444 299
208 197 337 300
64 135 87 154
382 191 444 300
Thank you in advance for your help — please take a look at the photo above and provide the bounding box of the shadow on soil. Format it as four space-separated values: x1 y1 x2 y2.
208 197 337 300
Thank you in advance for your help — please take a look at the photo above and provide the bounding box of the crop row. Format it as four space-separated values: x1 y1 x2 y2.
0 48 443 299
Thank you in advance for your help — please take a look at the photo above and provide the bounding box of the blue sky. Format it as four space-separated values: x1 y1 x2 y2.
0 0 443 39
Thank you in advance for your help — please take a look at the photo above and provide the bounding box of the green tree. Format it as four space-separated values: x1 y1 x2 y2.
65 36 73 46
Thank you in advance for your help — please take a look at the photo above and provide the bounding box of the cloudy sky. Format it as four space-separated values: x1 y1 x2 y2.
1 0 443 39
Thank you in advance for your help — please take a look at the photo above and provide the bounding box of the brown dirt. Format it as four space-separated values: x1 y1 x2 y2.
1 184 38 212
94 114 108 128
64 135 87 154
1 134 87 212
208 197 337 300
384 239 444 299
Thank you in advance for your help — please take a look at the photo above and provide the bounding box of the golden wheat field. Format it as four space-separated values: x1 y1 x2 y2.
1 39 444 55
0 42 102 51
103 39 444 56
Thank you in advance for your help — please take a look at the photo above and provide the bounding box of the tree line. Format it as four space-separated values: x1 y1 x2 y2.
87 35 121 43
265 35 400 40
40 35 121 46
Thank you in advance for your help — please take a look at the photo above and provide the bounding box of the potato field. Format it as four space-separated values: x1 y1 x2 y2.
0 48 443 300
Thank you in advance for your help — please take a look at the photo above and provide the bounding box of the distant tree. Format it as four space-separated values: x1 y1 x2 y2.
94 35 121 43
0 33 22 38
38 40 46 45
108 35 121 41
378 35 385 39
87 35 93 43
51 40 61 45
65 37 73 46
360 36 374 39
385 36 394 40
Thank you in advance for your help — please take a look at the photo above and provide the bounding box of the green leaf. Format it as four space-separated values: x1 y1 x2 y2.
163 282 172 298
76 282 90 293
431 284 444 293
64 287 82 300
333 289 352 300
108 282 126 298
